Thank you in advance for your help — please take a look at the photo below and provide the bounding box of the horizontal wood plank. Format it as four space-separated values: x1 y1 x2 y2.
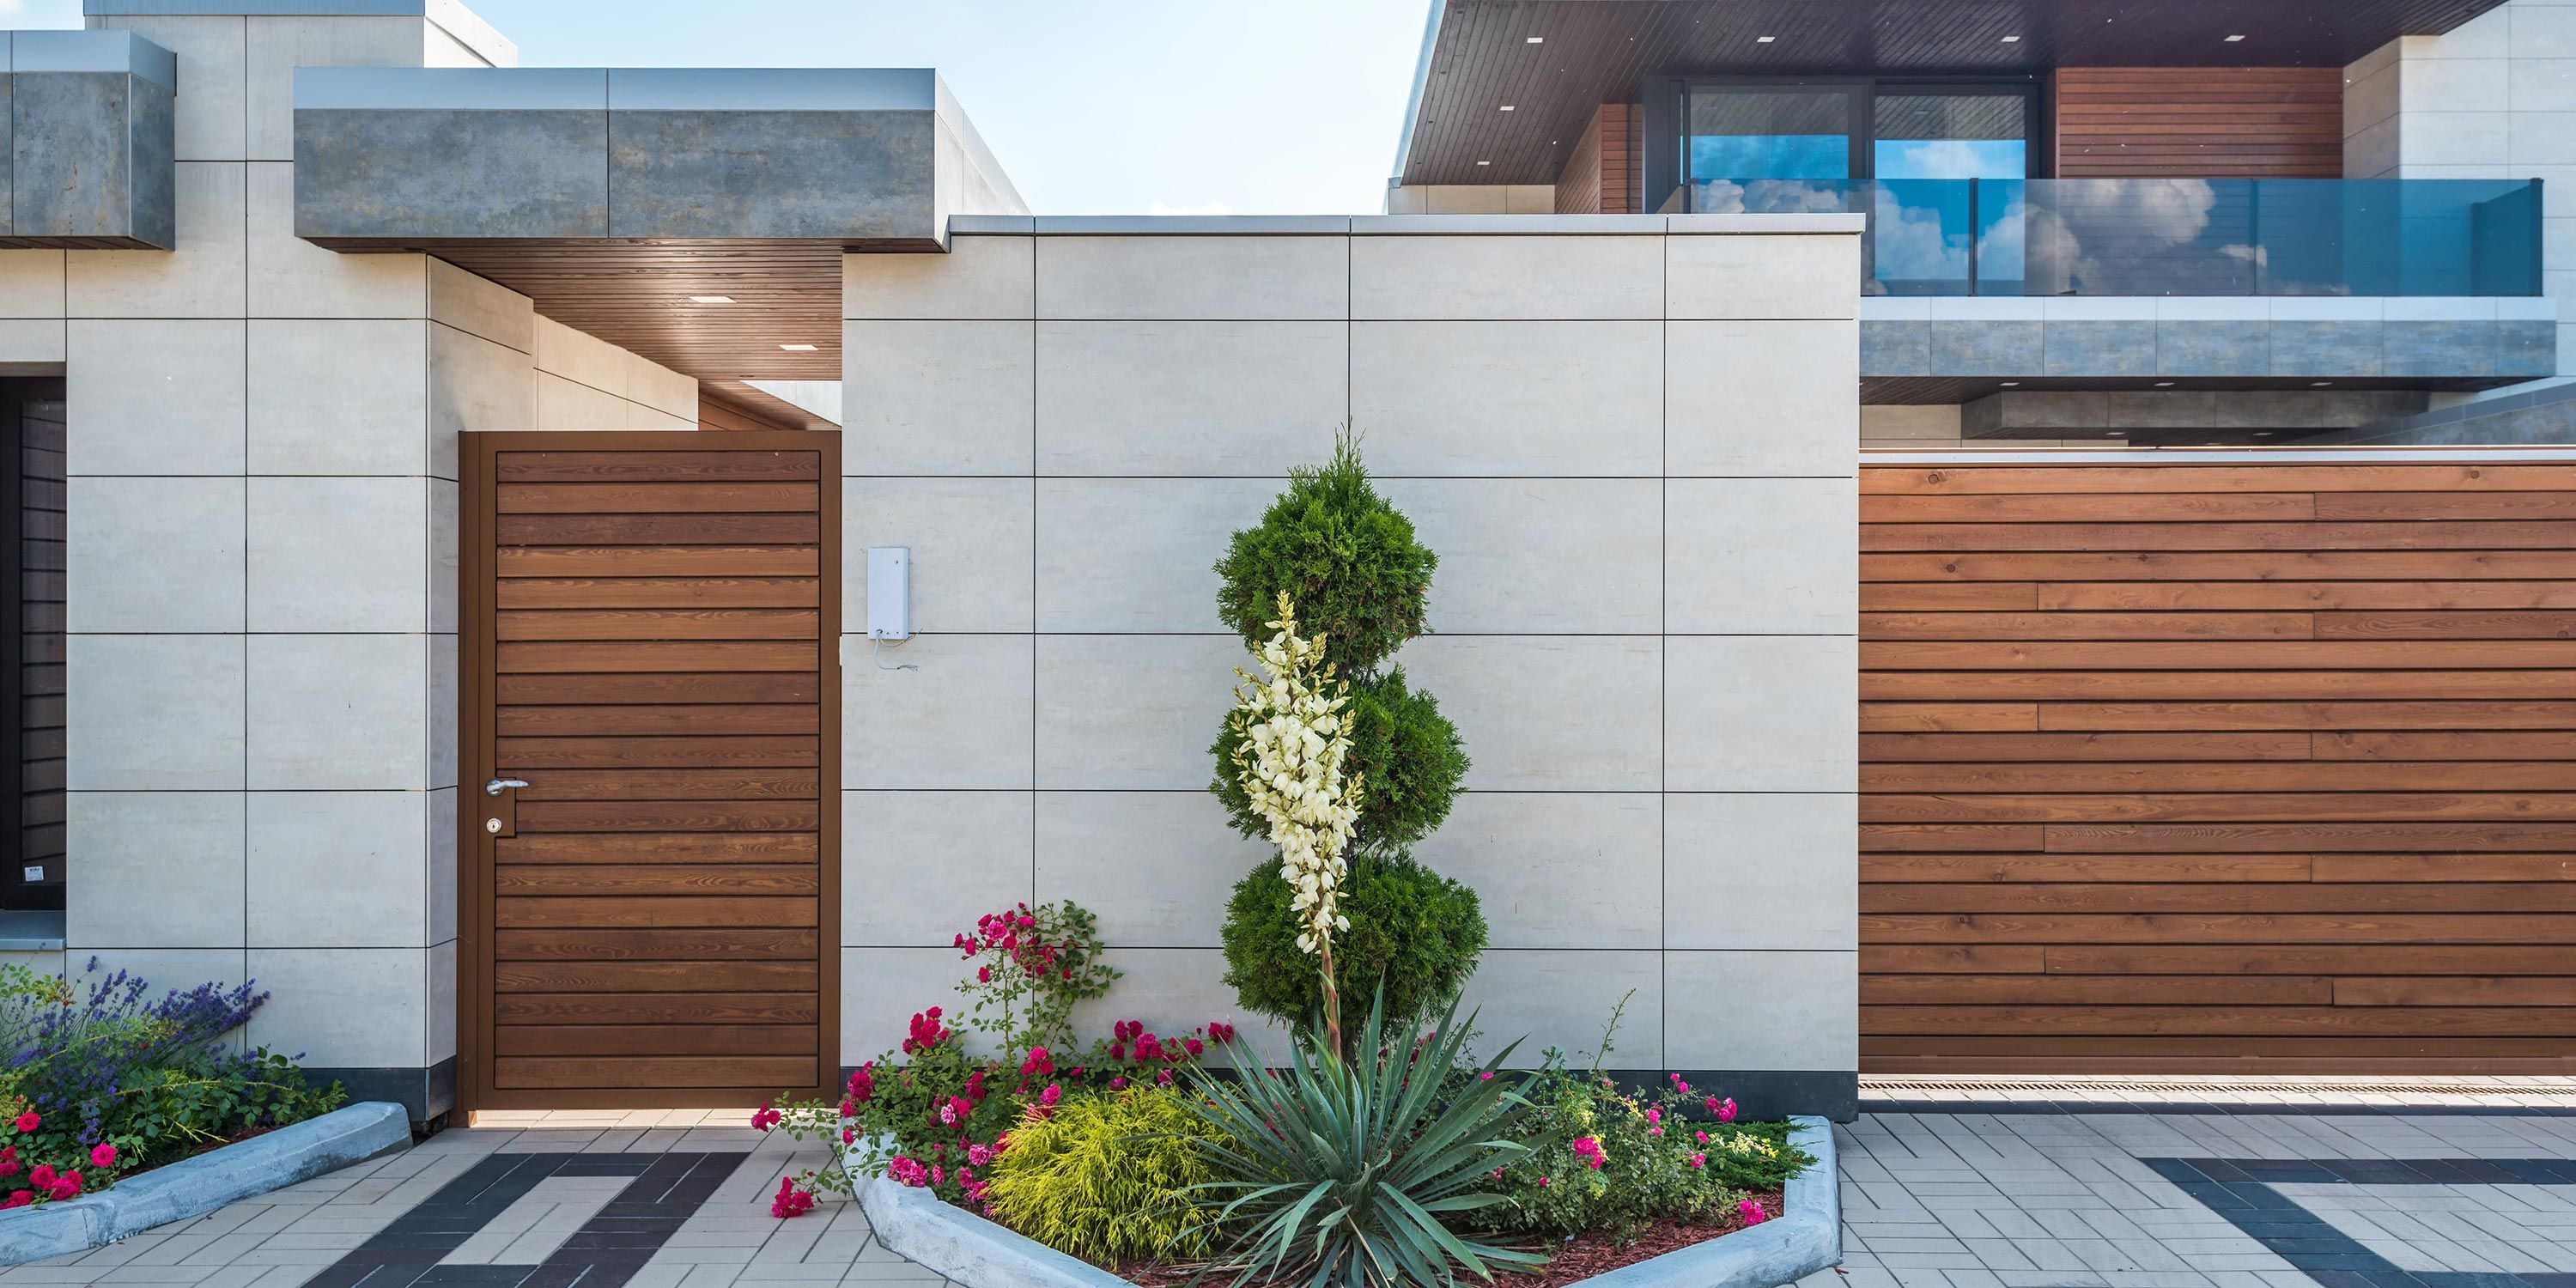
1862 459 2576 1071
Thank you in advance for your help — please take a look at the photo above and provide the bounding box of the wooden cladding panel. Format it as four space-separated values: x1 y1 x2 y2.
11 390 63 905
1554 103 1640 216
466 434 838 1109
1860 460 2576 1074
2054 68 2344 179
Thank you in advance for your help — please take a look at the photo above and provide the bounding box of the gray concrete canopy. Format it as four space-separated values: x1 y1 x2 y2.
292 65 1024 247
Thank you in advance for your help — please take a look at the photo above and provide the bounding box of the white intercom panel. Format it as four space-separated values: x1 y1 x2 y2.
868 546 911 640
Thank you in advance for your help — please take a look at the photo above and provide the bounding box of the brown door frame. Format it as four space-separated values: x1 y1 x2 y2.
457 428 842 1112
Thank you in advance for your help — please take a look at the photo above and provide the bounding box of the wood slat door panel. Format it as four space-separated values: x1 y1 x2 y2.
1861 459 2576 1076
464 431 838 1109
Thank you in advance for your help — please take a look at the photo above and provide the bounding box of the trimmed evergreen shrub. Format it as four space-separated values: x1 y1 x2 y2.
1209 667 1468 859
1219 854 1487 1035
1212 433 1435 680
978 1087 1230 1264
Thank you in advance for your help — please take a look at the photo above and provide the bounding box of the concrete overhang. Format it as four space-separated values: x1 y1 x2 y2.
291 65 1024 380
0 30 176 249
293 65 1023 247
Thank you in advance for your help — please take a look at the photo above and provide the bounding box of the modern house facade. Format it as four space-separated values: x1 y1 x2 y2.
0 0 2566 1129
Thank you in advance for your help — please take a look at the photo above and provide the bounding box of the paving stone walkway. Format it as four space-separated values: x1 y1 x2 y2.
1797 1083 2576 1288
0 1109 951 1288
11 1088 2576 1287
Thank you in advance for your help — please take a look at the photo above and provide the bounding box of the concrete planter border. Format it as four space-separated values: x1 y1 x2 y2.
0 1102 411 1267
860 1115 1840 1288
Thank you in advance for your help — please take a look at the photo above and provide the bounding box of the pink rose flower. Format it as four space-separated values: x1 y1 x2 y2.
1739 1198 1767 1225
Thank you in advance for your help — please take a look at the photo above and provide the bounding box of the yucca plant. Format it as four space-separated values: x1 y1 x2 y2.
1178 989 1548 1287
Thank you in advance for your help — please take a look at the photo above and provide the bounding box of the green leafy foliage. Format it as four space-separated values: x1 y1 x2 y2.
1212 432 1435 681
979 1087 1231 1265
1212 667 1468 858
1467 999 1815 1241
1472 1072 1809 1240
1219 854 1486 1039
1178 990 1546 1288
102 1052 345 1163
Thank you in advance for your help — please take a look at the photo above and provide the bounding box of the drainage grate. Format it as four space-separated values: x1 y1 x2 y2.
1863 1078 2568 1096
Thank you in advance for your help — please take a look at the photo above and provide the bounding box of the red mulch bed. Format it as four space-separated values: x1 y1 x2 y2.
1109 1189 1785 1286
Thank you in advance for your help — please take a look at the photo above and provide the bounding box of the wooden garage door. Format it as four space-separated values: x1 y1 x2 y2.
460 431 838 1109
1860 459 2576 1075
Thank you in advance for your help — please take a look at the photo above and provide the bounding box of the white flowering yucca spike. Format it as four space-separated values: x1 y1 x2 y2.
1228 591 1364 1049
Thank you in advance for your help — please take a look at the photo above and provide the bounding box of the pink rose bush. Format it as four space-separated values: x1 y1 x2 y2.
1462 1002 1814 1242
752 901 1235 1218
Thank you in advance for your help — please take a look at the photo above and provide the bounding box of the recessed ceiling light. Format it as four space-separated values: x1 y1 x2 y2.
1757 35 1777 42
1526 35 1543 43
2254 430 2275 436
2312 380 2333 387
779 343 819 352
2225 33 2246 41
1475 160 1491 166
2001 34 2021 43
1499 104 1516 112
689 295 735 304
2107 431 2126 437
2000 381 2020 387
2154 381 2176 387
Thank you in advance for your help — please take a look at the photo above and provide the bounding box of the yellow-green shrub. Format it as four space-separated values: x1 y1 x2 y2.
980 1088 1230 1265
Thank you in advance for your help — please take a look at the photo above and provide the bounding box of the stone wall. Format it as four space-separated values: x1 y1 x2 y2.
839 213 1864 1115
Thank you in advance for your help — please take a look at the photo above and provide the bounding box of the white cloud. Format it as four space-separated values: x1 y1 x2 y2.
1147 199 1235 217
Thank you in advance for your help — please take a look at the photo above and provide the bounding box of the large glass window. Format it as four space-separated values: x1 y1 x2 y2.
1681 84 1862 218
1674 79 2036 293
1872 90 2031 295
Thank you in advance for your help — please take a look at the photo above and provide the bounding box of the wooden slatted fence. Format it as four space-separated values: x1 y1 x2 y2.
1860 459 2576 1074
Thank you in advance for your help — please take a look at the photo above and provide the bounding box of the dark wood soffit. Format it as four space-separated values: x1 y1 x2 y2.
350 239 915 383
1405 0 2508 185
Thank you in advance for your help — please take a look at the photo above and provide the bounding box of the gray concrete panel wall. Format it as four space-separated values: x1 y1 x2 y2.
294 106 609 239
1863 297 2556 384
0 30 180 248
607 109 933 240
841 217 1864 1117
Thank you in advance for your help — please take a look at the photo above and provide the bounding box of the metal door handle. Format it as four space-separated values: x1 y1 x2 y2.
484 778 530 796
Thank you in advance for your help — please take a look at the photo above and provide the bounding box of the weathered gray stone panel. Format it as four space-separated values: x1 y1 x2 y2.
294 107 609 240
609 109 936 240
2154 319 2266 375
2498 319 2556 377
2269 320 2383 376
1857 318 1926 375
2385 319 2495 377
2042 319 2154 376
1929 319 2040 375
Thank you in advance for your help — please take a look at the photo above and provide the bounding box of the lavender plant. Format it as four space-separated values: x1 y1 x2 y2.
0 960 342 1195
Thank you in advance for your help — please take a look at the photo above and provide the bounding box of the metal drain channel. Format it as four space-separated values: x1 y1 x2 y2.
1864 1078 2569 1096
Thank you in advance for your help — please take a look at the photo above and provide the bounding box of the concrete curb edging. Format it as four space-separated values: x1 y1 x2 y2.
0 1102 411 1267
1575 1115 1840 1288
860 1165 1133 1288
857 1115 1840 1288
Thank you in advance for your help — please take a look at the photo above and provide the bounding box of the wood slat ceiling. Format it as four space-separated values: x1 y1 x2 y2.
421 241 845 383
1404 0 2509 185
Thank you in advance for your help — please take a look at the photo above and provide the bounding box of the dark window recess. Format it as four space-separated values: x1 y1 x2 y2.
4 380 64 911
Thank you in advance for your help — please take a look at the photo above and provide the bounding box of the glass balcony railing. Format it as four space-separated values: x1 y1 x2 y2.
1672 177 2544 297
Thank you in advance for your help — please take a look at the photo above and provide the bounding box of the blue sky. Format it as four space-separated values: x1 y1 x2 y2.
0 0 1431 214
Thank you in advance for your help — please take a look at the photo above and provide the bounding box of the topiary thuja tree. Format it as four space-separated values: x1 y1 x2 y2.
1212 429 1486 1046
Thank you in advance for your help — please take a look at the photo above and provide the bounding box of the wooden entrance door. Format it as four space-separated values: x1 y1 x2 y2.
459 431 839 1109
